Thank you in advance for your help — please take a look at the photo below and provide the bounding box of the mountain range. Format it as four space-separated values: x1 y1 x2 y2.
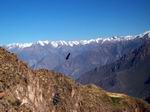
3 31 150 102
5 31 150 79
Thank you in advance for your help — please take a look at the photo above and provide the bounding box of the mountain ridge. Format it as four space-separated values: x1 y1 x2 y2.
3 31 149 79
7 37 134 49
5 30 150 49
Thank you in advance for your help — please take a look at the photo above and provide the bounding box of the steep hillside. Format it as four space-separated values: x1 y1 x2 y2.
78 35 150 99
0 48 150 112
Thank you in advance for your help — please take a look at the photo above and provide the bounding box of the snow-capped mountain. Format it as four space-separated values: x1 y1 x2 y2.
7 36 135 49
7 30 150 50
4 31 150 79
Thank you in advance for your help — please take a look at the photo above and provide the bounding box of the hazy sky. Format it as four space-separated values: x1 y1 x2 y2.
0 0 150 44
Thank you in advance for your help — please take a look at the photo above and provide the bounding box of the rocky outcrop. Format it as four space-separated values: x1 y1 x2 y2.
0 47 150 112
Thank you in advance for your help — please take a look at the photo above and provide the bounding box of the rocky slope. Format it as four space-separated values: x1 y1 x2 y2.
78 34 150 100
0 48 150 112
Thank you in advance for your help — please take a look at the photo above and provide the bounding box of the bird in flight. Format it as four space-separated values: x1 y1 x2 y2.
66 53 71 60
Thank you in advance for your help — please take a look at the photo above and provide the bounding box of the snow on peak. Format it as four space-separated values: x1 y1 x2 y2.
136 30 150 38
7 43 33 49
37 40 49 46
51 41 58 47
6 34 137 49
142 30 150 37
143 30 150 35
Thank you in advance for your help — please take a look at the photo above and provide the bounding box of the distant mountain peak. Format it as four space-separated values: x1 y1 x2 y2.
143 30 150 35
7 43 33 49
6 36 135 49
36 40 49 46
5 30 150 50
138 30 150 38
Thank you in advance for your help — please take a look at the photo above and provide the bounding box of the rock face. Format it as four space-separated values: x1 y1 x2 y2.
78 36 150 100
0 48 150 112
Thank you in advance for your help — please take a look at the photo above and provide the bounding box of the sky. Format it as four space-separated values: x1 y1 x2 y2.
0 0 150 44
